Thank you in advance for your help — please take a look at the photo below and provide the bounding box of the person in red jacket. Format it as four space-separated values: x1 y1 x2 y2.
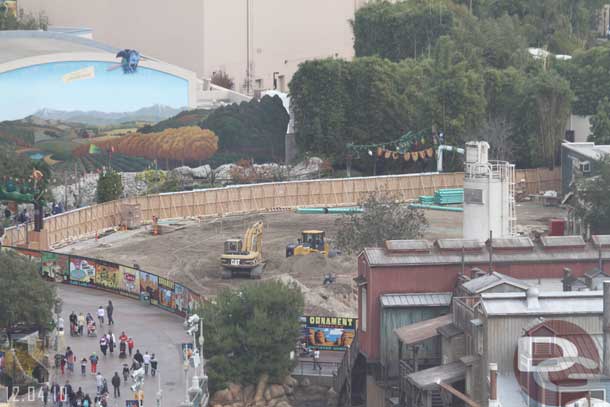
127 337 134 357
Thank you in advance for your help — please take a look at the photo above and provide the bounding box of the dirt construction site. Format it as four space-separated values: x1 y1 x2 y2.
57 201 566 317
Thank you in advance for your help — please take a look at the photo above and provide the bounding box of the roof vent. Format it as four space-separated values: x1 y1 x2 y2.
385 240 431 254
526 287 540 309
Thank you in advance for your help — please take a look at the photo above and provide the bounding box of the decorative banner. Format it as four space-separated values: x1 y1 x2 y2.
0 351 4 375
419 150 426 159
41 252 69 282
304 316 357 351
175 284 187 314
95 260 120 289
426 147 434 158
158 276 176 310
411 151 419 161
181 343 194 361
139 271 159 304
403 153 410 161
187 290 202 313
118 266 140 298
68 257 96 287
125 400 139 407
62 66 95 84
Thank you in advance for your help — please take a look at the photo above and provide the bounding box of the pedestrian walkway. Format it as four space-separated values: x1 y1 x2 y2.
51 285 192 407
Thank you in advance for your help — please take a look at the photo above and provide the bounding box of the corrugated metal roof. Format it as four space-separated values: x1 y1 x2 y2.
461 272 530 294
593 235 610 248
563 142 610 161
385 240 431 253
394 314 452 345
438 323 463 338
491 237 534 249
363 240 610 267
481 291 603 316
436 239 482 250
380 292 452 308
540 235 586 248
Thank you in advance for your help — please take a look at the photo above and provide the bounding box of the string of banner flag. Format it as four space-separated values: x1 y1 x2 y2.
346 130 445 162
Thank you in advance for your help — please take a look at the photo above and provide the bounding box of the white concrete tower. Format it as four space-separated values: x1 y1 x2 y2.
462 141 516 242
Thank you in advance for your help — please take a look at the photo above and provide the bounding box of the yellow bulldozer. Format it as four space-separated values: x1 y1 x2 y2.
220 221 265 279
285 230 330 257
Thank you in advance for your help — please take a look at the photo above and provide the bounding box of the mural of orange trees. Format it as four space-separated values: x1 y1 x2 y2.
75 127 218 164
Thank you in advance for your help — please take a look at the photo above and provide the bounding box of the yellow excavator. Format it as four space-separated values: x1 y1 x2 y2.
285 230 330 257
220 221 265 279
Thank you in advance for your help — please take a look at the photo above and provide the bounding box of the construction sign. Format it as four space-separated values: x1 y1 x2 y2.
304 316 357 351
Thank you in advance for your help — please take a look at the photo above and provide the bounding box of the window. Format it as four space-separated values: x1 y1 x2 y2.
580 161 591 174
278 75 286 92
361 287 367 332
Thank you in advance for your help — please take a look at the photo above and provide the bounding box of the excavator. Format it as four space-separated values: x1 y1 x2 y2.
220 221 265 279
285 230 330 257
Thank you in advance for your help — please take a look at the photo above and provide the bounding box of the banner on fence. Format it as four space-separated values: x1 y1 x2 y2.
158 276 176 311
140 271 159 304
95 260 120 289
304 316 357 351
69 257 96 287
118 266 140 299
41 252 69 282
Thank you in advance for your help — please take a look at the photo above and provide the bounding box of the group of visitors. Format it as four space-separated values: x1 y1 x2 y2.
50 298 157 406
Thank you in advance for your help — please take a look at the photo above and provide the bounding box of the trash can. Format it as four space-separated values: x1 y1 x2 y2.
140 292 150 304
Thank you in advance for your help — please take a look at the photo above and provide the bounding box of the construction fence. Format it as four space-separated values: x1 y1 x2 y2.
2 168 560 248
4 246 204 316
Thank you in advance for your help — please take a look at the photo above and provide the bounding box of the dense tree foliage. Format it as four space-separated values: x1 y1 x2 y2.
0 8 47 30
199 281 304 393
291 0 608 171
0 251 58 335
574 158 610 234
0 145 51 192
96 169 123 203
335 193 428 254
201 95 289 162
590 97 610 144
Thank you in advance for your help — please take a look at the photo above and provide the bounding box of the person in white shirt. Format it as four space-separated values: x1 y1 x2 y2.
97 306 105 325
143 352 151 375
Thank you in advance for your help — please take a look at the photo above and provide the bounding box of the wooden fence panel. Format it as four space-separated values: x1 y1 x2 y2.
1 168 560 248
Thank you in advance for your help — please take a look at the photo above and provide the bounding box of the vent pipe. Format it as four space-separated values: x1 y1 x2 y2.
603 281 610 377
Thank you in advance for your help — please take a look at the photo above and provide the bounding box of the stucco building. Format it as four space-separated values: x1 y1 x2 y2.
19 0 379 95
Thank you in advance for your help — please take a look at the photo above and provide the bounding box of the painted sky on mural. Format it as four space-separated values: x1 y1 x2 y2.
0 61 189 121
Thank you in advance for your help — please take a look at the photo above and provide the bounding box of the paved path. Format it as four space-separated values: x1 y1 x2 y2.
52 285 192 407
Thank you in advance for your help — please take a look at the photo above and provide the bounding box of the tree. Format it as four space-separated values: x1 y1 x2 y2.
523 70 573 168
573 157 610 234
198 280 304 393
0 251 59 339
590 97 610 145
0 8 48 31
96 169 123 203
211 70 235 90
334 192 428 254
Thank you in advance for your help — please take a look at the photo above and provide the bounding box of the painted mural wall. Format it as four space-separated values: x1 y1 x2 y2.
0 61 189 121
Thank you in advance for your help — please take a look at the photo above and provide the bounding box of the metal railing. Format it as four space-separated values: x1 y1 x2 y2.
293 360 340 377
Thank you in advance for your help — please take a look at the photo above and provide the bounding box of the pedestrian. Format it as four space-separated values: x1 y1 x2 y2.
57 316 65 334
133 349 144 365
313 348 321 371
77 313 86 336
64 381 73 407
90 352 98 374
51 382 60 407
150 354 157 377
111 372 121 398
69 312 77 336
65 347 75 373
75 387 84 405
97 306 105 326
107 300 114 325
127 337 134 356
42 382 49 406
60 356 66 376
99 335 108 357
122 364 130 383
142 352 151 375
86 313 93 325
95 373 104 395
82 395 91 407
80 358 87 376
108 332 116 355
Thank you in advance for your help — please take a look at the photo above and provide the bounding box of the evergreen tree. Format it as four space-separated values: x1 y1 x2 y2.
590 97 610 145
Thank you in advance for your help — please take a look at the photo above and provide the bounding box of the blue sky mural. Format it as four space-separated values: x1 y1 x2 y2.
0 61 189 121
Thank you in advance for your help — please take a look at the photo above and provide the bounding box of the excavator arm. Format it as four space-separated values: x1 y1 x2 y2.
243 221 263 254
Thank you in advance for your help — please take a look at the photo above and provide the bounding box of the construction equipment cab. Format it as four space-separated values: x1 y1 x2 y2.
286 230 329 257
220 221 264 279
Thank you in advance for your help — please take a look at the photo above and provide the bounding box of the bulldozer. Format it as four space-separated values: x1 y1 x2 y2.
285 230 330 257
220 221 265 279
